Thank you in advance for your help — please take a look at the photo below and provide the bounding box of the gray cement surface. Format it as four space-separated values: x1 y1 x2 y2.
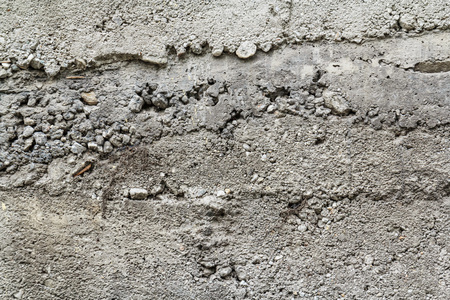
0 1 449 299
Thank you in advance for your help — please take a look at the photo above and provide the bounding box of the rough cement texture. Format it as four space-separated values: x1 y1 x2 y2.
1 0 450 75
1 1 450 300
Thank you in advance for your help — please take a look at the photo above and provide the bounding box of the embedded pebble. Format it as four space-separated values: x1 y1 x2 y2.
217 190 226 197
260 42 272 53
33 132 47 145
103 141 113 153
130 188 149 200
298 224 308 232
71 142 86 154
219 266 233 278
22 126 34 138
236 41 257 59
212 45 224 57
0 68 10 78
152 94 168 109
81 92 99 105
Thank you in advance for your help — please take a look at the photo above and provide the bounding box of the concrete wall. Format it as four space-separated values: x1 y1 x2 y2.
1 1 449 299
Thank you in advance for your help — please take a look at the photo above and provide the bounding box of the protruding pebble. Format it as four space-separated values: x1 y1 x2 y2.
219 267 233 278
130 188 149 200
212 45 224 57
323 91 351 115
45 62 61 77
87 142 98 151
217 190 226 197
81 92 99 105
24 118 36 126
191 43 203 55
152 94 168 109
30 58 44 70
22 126 35 138
71 142 86 154
103 141 113 153
236 41 257 59
0 68 10 79
260 42 272 53
298 224 308 232
33 132 47 145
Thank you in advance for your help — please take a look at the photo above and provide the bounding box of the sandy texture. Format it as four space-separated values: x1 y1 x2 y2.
0 0 449 75
1 1 450 300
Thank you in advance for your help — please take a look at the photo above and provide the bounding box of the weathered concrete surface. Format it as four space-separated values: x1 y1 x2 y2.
1 1 450 300
0 0 449 75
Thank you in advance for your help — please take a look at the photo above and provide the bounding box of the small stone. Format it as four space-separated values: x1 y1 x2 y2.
260 42 272 52
235 267 248 281
13 289 24 299
180 95 189 104
33 132 47 145
323 91 351 115
203 268 216 276
250 174 258 183
176 46 186 56
122 134 131 145
0 68 10 79
399 14 416 30
236 41 257 59
151 184 164 195
44 279 56 288
75 58 87 69
298 224 308 232
274 255 283 261
23 118 36 126
212 45 224 57
303 190 313 199
267 104 277 113
22 126 34 138
364 255 374 265
235 288 247 299
71 142 86 154
109 135 122 147
128 95 144 112
371 117 382 130
130 188 148 200
95 135 104 146
11 64 19 72
81 92 98 105
45 62 61 77
112 16 123 26
191 43 203 55
63 112 75 120
219 267 233 278
17 54 34 69
197 189 207 197
200 259 217 269
23 138 34 151
398 115 419 129
251 256 261 264
217 190 226 197
152 94 168 109
87 142 98 151
103 141 113 153
30 58 44 70
206 83 221 98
